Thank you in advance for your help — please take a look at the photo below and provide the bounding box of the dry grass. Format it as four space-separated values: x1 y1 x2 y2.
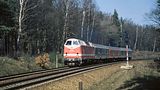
30 60 160 90
87 61 160 90
132 51 160 59
30 62 135 90
0 57 42 76
0 52 64 76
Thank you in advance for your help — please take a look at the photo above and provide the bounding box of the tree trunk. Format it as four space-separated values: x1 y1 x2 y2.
139 27 144 50
86 0 91 41
134 27 138 50
81 10 85 39
153 37 156 52
90 9 95 41
17 0 24 49
62 0 70 54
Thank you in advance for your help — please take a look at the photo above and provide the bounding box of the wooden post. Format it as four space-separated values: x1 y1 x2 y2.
79 81 83 90
56 52 59 68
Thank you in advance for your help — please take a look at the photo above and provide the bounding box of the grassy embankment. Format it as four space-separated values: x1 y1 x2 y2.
0 51 160 81
132 51 160 59
0 56 41 76
0 52 63 77
86 51 160 90
87 61 160 90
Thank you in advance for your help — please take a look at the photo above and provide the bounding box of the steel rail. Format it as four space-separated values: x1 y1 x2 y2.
0 61 125 90
0 67 69 81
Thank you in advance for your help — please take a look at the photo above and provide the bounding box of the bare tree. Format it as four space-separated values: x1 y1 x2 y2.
81 10 85 39
147 8 160 26
153 37 157 52
86 0 91 41
90 8 95 41
133 26 138 50
18 0 38 53
18 0 27 45
63 0 70 39
61 0 70 54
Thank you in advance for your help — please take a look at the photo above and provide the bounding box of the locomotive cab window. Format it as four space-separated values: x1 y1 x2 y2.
65 41 72 45
73 41 79 45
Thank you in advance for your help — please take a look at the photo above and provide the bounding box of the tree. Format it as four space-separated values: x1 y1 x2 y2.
1 0 159 57
133 26 138 50
17 0 39 55
148 0 160 26
0 0 15 27
80 3 86 39
0 0 17 56
112 9 120 26
17 0 55 55
147 0 160 51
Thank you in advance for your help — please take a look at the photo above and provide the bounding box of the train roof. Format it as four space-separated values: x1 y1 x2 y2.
92 43 109 49
66 38 94 46
65 38 132 51
92 43 132 51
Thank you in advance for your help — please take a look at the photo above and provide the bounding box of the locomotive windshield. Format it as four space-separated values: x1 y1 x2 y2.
65 41 72 45
73 41 79 45
65 40 79 45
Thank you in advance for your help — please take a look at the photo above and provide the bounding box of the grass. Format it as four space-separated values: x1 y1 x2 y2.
0 52 64 76
86 61 160 90
49 52 64 68
117 76 160 90
132 51 160 59
0 56 42 76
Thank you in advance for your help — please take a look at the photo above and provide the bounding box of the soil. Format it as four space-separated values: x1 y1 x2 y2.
30 60 160 90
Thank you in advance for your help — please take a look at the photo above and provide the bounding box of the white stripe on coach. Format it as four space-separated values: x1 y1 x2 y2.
64 54 95 56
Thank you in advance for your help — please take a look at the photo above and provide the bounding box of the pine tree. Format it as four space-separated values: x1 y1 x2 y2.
112 9 120 26
0 0 15 27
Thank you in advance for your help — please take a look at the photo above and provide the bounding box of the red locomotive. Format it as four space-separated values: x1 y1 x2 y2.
64 38 132 66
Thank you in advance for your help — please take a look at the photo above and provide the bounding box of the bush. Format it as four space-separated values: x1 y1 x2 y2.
35 53 50 68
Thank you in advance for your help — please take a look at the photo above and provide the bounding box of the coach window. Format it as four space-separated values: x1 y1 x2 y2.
106 50 109 56
66 41 72 45
73 41 79 45
120 51 123 56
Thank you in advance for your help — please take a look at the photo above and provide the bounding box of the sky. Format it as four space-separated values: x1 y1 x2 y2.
95 0 155 25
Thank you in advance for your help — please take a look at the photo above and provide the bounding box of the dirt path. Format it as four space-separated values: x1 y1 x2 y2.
31 60 160 90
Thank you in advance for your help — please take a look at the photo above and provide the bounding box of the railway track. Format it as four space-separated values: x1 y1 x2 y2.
0 67 69 81
0 61 139 90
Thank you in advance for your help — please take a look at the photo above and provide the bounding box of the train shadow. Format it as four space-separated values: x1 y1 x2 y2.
116 75 160 90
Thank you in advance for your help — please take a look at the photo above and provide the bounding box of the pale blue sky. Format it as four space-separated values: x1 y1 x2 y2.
95 0 155 25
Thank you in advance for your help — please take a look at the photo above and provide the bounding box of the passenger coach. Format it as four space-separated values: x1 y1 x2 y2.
64 38 132 66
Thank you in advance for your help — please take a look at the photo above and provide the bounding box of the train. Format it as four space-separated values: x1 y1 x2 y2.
64 38 132 66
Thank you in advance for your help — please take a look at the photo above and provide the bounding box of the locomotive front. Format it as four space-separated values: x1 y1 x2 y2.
64 38 82 66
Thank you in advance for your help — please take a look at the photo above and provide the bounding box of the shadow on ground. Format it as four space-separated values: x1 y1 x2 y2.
116 76 160 90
